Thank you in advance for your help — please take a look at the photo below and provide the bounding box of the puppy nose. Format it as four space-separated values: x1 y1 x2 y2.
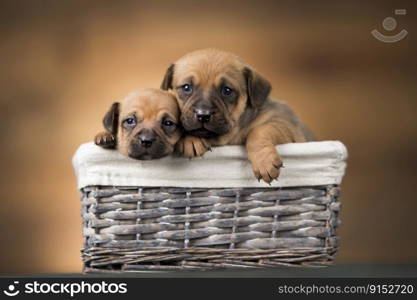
140 139 153 148
138 129 156 148
194 109 213 123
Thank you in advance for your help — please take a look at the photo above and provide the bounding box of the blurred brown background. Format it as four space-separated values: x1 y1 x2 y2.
0 0 416 274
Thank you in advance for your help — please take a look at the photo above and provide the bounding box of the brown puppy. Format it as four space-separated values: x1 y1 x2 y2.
94 88 182 160
161 48 314 182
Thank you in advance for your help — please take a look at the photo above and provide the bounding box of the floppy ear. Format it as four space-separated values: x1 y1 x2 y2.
243 67 272 108
160 64 175 90
103 102 120 134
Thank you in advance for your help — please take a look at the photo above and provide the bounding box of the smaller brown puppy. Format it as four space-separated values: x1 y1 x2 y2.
94 89 182 160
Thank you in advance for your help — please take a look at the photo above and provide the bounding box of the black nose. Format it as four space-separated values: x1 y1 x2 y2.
138 129 156 148
140 139 153 148
194 109 213 123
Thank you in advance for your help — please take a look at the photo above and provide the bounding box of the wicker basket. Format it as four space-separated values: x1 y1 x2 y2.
73 141 347 272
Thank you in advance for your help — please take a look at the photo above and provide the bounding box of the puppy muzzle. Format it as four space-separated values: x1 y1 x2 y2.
128 129 170 160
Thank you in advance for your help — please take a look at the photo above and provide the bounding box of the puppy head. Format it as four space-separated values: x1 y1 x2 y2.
102 89 182 160
161 48 271 138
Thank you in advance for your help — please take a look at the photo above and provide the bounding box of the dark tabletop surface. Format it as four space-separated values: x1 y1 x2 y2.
3 264 417 278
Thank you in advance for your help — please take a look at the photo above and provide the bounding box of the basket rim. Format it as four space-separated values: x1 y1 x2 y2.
73 141 347 190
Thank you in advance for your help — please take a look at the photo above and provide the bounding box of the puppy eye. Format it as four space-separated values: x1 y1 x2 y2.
221 86 234 97
123 118 136 127
162 120 175 127
181 84 193 94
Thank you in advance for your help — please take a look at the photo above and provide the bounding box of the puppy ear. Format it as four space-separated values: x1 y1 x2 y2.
243 67 272 108
160 64 175 90
103 102 120 134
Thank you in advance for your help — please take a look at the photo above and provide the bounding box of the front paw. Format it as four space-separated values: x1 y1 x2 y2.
176 136 211 158
94 131 116 149
250 147 283 184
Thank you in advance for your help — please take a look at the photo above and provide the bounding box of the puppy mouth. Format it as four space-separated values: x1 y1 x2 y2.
181 115 230 138
187 127 220 138
135 153 155 160
128 141 171 160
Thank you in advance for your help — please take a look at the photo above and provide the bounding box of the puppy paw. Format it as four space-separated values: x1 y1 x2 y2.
250 147 283 184
176 136 210 158
94 131 116 149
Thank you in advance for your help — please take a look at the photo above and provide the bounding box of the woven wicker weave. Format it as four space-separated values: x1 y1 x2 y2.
81 185 341 272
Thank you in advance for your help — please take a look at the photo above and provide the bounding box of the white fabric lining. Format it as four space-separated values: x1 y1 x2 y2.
72 141 347 189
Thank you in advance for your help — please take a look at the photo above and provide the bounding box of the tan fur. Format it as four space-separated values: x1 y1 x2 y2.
175 135 211 158
162 48 314 182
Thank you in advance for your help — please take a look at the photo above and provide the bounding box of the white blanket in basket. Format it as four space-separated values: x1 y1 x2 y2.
72 141 347 189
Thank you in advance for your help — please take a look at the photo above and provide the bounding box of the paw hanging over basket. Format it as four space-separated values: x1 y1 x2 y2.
72 141 347 272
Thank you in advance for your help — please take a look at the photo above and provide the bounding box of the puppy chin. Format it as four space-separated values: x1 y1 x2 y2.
187 128 220 138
